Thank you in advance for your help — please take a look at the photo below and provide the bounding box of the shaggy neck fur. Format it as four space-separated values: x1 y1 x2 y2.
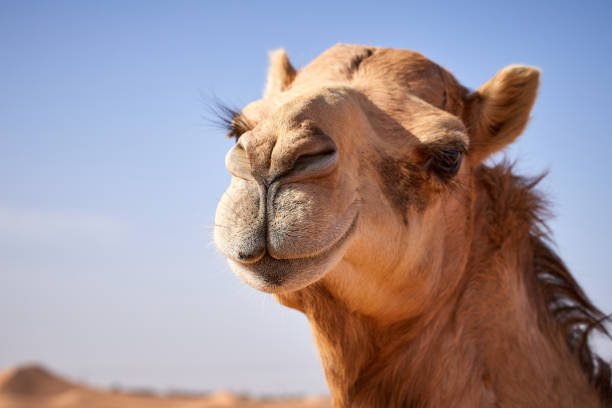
277 164 609 408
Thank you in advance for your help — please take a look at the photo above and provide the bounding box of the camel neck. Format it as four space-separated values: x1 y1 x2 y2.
276 168 602 407
281 253 599 407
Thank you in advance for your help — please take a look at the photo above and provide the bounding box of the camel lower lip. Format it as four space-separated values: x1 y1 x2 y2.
229 211 359 292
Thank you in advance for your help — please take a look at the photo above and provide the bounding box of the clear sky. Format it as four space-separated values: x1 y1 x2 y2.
1 0 611 396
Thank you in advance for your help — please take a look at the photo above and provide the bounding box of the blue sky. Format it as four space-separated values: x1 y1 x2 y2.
1 0 611 395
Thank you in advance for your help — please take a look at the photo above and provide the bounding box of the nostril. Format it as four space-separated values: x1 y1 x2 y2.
294 148 337 168
289 148 339 180
279 133 339 182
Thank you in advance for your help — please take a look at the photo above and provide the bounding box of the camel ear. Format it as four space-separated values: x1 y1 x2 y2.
466 65 540 161
263 49 296 98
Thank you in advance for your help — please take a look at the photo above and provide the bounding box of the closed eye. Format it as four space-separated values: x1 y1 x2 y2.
293 148 337 172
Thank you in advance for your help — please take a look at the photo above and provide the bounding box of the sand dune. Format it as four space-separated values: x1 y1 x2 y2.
0 365 332 408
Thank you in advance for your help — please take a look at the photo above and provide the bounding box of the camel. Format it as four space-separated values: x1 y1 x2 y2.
213 44 611 407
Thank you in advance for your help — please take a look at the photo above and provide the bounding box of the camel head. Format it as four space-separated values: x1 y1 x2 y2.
214 44 539 320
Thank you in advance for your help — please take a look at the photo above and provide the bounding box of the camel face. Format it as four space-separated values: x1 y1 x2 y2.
215 48 472 296
214 44 538 304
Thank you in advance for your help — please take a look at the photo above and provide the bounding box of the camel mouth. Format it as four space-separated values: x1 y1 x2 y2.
227 209 359 294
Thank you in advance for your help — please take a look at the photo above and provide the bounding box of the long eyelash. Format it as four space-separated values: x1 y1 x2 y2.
209 100 253 141
230 113 254 140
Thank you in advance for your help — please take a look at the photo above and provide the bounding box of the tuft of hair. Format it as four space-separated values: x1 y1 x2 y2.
479 163 612 405
263 49 296 99
346 48 374 78
531 236 612 405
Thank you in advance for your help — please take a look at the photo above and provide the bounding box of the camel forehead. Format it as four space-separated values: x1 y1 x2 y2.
241 44 467 143
243 84 467 146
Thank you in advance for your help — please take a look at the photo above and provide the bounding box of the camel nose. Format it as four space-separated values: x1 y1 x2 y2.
225 132 338 185
223 131 338 265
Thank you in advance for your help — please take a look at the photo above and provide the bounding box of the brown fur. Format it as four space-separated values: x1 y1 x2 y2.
277 164 611 407
375 151 428 219
214 44 611 407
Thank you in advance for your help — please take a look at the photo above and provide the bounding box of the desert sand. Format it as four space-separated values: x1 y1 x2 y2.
0 365 332 408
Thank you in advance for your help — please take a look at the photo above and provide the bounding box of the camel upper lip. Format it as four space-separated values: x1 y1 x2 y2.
268 208 360 262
